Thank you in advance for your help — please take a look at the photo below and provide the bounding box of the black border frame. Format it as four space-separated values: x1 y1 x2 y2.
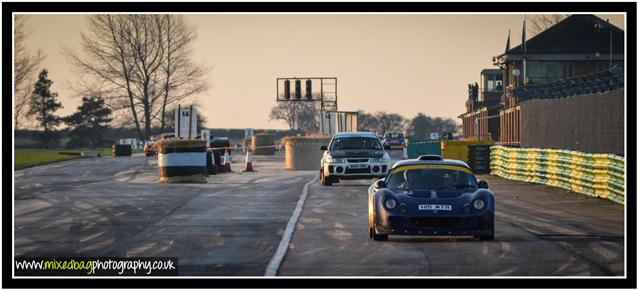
3 1 636 288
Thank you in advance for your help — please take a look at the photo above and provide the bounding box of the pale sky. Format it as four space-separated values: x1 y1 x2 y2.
22 13 625 130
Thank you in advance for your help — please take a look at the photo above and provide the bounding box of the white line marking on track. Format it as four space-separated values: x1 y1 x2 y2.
264 175 318 276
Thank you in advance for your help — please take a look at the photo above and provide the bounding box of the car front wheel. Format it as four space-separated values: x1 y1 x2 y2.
370 224 388 241
320 169 332 186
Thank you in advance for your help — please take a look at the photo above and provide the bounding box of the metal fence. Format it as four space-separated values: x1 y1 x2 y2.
516 68 624 102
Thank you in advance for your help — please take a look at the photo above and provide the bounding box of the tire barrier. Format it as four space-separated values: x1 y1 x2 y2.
156 139 207 183
284 137 331 171
112 144 132 156
212 151 223 173
490 145 624 205
206 151 218 175
441 140 495 163
252 133 276 155
468 145 491 174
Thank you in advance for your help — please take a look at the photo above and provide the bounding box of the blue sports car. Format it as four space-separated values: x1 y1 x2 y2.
368 155 495 241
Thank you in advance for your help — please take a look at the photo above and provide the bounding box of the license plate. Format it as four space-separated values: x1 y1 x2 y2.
349 163 368 169
418 204 452 211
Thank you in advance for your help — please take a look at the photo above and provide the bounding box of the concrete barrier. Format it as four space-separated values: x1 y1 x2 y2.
156 139 207 183
284 136 331 171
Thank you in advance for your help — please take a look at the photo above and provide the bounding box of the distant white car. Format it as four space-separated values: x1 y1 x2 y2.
144 133 175 156
320 132 392 186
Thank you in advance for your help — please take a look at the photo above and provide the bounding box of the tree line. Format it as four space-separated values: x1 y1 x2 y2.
14 15 209 148
269 101 460 138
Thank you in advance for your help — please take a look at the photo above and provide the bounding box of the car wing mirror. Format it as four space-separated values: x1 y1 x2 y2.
320 145 327 151
374 179 387 189
383 145 391 151
478 180 489 189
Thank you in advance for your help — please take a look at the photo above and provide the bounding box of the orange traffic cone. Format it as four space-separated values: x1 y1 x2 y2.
242 149 255 172
401 146 408 160
223 148 232 172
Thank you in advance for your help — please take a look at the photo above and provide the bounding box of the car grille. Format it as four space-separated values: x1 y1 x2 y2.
347 158 369 163
410 217 462 228
345 167 371 174
389 216 488 229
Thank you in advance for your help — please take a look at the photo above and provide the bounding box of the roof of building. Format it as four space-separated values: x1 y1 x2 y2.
500 14 624 57
480 69 503 75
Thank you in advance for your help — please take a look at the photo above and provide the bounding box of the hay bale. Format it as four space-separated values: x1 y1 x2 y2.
112 144 132 156
284 136 331 171
156 139 207 183
252 133 275 155
155 139 206 153
159 174 207 183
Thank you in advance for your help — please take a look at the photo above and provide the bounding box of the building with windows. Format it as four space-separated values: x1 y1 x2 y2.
459 69 503 140
493 14 624 146
460 14 624 153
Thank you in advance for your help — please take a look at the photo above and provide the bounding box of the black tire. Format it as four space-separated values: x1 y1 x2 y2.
479 234 494 241
372 226 388 241
370 217 388 241
320 169 332 186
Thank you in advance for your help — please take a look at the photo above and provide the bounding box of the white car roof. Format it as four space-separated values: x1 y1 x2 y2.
332 131 378 138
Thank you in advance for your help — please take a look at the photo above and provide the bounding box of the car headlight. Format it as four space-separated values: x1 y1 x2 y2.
325 156 345 163
384 197 397 210
472 199 485 210
371 155 390 163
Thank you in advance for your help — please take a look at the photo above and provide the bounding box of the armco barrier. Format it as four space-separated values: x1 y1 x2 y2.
490 145 624 204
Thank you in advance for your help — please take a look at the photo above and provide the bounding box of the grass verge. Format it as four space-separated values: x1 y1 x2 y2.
14 150 81 170
14 148 144 170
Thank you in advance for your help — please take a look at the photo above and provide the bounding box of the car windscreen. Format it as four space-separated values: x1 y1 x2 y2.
386 166 478 191
329 137 382 151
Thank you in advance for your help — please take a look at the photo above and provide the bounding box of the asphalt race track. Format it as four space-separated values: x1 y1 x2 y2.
14 152 624 276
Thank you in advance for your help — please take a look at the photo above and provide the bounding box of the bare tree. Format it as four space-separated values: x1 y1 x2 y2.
375 111 407 133
65 15 209 140
157 15 209 131
14 15 45 129
529 14 568 35
269 98 321 132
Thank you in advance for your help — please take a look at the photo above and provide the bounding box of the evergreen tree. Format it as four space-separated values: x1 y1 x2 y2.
28 69 62 148
64 96 113 148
